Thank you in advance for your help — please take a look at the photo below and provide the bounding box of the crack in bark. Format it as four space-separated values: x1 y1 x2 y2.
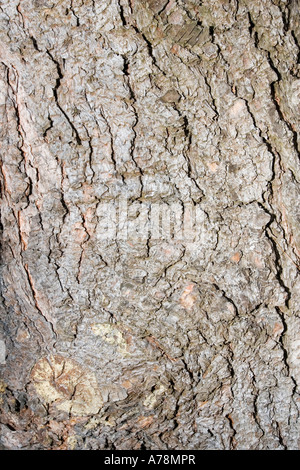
46 50 82 146
122 54 144 200
248 365 265 438
69 0 80 27
132 25 167 76
23 263 56 347
258 203 292 308
225 413 237 449
98 105 122 180
5 65 33 206
213 283 239 317
76 210 90 284
248 12 300 162
43 113 54 139
83 124 95 184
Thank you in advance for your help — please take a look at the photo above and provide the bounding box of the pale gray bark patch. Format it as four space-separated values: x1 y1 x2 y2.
0 0 300 450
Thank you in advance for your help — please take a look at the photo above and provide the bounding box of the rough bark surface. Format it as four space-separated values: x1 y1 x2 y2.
1 0 300 450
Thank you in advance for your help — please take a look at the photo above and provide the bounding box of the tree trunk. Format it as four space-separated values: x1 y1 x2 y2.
1 0 300 450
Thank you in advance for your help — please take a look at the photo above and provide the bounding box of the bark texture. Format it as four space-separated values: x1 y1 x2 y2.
1 0 300 450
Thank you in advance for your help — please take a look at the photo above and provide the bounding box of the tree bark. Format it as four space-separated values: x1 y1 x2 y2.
1 0 300 450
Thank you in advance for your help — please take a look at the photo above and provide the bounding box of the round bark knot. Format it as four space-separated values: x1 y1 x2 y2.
30 355 103 416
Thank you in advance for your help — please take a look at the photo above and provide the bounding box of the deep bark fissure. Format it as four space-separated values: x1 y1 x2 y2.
46 50 82 146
